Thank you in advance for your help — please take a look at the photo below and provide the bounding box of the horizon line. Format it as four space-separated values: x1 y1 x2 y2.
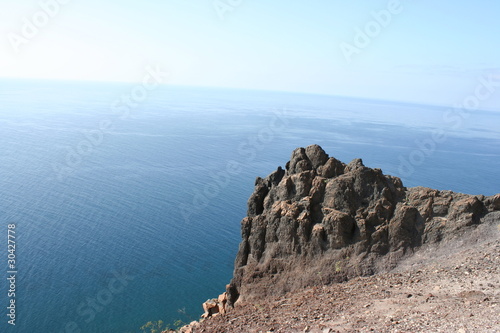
1 76 499 114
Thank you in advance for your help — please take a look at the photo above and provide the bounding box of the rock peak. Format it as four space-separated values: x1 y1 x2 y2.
286 144 330 175
227 145 499 306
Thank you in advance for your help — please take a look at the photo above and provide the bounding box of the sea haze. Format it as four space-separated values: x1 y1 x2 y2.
0 80 499 332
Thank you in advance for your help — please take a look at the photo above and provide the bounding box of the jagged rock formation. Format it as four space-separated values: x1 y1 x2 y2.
226 145 500 305
201 292 228 318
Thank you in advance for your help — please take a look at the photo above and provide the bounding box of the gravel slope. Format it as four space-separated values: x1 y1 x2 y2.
191 221 500 333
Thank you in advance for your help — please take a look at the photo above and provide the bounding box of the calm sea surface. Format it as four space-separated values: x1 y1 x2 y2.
0 80 499 332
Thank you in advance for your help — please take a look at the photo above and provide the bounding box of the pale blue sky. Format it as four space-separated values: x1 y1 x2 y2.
1 0 499 108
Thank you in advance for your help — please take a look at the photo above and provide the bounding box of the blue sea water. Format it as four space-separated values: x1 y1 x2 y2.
0 80 499 332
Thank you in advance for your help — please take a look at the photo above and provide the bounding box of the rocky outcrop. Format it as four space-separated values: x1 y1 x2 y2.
176 292 228 332
226 145 500 306
201 292 228 318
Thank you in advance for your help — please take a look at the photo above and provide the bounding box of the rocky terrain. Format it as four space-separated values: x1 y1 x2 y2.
193 234 499 332
179 145 500 332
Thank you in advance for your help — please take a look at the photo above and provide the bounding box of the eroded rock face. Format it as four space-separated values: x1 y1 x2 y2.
226 145 499 305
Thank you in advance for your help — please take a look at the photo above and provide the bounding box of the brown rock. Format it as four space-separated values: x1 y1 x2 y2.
202 299 219 319
222 145 498 308
485 194 500 211
218 292 228 314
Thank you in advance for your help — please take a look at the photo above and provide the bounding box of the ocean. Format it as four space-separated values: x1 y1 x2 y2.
0 80 499 332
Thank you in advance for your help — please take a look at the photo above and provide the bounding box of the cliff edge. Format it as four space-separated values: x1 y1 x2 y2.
226 145 499 306
185 145 499 332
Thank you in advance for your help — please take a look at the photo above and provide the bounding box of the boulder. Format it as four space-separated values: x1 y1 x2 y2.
201 291 229 319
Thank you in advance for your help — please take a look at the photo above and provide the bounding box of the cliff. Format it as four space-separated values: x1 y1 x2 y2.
181 145 499 332
225 145 499 305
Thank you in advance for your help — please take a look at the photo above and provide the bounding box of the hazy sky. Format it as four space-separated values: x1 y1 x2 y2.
1 0 499 108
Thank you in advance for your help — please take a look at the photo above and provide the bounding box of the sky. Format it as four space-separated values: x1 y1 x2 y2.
1 0 499 109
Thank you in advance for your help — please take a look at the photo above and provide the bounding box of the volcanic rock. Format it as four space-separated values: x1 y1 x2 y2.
226 145 499 306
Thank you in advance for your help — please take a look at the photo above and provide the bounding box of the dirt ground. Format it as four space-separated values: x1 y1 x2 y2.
192 223 500 333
